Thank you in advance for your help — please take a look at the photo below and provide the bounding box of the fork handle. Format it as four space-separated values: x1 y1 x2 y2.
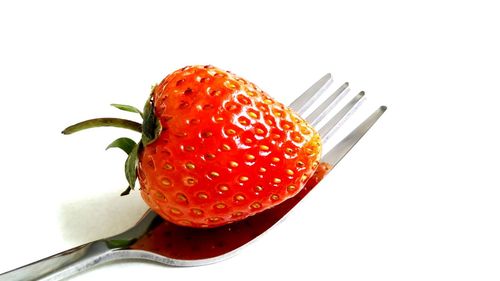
0 240 117 281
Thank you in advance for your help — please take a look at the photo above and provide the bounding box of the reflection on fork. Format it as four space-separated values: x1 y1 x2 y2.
0 73 386 281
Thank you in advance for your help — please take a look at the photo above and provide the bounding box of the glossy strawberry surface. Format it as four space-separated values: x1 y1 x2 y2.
138 65 321 228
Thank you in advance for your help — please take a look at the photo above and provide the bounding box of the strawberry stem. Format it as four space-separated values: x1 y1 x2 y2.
62 118 142 135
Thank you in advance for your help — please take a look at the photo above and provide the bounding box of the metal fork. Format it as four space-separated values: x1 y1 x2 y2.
0 74 387 281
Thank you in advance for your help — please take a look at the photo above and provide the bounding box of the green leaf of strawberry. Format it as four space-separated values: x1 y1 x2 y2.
124 142 139 194
141 95 162 146
106 137 137 155
111 103 143 117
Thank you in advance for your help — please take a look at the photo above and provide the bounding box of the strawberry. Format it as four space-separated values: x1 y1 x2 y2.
63 65 322 228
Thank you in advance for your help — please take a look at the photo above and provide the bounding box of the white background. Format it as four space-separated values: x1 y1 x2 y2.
1 1 499 280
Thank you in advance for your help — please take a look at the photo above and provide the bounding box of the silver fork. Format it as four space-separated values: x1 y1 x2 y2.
0 74 386 281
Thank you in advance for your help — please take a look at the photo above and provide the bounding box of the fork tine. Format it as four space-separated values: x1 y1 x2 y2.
305 82 350 126
317 91 365 142
323 106 387 167
290 73 332 114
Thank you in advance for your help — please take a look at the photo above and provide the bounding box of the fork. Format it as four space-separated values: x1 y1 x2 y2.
0 73 386 281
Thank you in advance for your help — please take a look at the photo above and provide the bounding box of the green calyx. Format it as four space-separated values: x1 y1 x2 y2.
62 89 162 196
141 96 163 146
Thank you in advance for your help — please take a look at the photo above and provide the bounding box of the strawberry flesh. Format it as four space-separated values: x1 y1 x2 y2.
138 65 322 228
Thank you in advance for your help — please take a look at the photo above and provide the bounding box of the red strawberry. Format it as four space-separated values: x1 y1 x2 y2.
63 65 322 228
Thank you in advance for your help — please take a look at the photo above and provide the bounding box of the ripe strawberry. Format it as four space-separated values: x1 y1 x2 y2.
63 65 322 228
